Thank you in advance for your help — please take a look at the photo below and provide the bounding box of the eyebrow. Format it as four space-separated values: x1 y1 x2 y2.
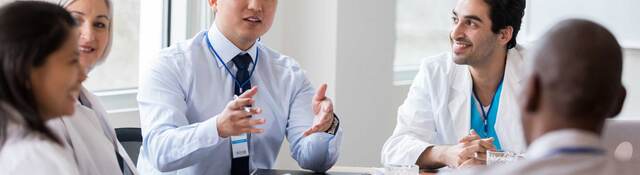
69 11 111 21
464 15 483 23
451 10 484 23
97 15 111 21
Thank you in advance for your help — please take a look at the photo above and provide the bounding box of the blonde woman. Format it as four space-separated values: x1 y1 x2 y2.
46 0 138 174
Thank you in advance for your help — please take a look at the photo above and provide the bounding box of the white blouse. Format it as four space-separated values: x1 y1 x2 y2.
0 104 80 175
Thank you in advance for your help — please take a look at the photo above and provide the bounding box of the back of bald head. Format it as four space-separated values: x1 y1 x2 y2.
531 19 624 122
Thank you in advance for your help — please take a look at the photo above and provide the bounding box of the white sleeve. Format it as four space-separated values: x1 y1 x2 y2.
285 75 342 173
138 53 224 172
381 60 439 165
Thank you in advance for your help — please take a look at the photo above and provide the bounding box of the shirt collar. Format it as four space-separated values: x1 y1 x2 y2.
526 129 603 159
206 22 259 68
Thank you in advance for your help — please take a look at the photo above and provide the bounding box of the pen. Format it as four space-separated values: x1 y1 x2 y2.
234 95 252 113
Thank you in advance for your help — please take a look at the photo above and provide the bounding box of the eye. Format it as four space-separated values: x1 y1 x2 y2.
94 22 107 29
451 17 459 24
467 21 476 27
73 16 84 25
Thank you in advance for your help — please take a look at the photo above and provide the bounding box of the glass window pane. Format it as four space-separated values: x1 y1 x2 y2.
84 0 141 91
394 0 456 67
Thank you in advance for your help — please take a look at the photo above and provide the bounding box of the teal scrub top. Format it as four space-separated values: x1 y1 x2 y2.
470 80 504 150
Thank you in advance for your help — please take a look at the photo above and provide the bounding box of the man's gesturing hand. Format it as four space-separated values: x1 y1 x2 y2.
217 87 266 138
303 84 335 136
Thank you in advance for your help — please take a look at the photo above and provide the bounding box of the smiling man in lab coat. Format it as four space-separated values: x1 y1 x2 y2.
442 18 634 175
382 0 527 169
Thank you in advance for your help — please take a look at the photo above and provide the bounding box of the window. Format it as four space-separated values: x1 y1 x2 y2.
394 0 456 83
90 0 210 127
84 0 142 91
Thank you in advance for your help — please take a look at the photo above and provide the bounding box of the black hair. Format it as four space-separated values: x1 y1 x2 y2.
0 1 77 147
483 0 526 49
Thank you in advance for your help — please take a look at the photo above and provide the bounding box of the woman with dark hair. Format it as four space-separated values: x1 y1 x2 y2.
0 1 86 174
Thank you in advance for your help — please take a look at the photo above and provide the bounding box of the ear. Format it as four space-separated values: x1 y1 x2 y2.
499 26 514 46
522 74 542 114
209 0 218 12
608 86 627 118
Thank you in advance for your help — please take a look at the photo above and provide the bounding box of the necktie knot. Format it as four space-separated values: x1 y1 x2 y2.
232 53 253 70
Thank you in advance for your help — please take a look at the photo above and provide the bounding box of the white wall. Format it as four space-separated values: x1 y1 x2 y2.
264 0 397 168
333 0 396 167
620 49 640 118
262 0 340 169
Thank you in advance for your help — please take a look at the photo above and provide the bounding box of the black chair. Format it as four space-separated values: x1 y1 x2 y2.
116 127 142 175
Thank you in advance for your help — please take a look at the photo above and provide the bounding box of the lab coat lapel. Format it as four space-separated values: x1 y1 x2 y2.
448 62 472 141
495 47 527 153
80 87 117 140
80 87 140 174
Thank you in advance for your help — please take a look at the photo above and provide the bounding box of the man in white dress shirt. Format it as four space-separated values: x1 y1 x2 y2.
136 0 342 174
442 19 635 175
382 0 527 169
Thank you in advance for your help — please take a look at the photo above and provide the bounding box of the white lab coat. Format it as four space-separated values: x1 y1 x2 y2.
47 87 138 175
0 103 80 175
381 46 528 165
440 129 638 175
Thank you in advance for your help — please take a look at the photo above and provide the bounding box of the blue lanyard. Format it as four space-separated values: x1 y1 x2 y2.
472 78 504 133
545 147 605 158
204 32 259 92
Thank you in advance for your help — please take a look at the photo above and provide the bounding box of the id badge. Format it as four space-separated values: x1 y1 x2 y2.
231 133 249 158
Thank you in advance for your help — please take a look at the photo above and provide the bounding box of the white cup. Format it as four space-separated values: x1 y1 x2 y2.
384 164 419 175
486 150 524 165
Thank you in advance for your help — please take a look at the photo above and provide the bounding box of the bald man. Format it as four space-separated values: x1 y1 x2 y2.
440 19 635 175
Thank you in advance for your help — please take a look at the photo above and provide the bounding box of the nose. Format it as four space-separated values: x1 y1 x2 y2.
451 22 466 41
247 0 263 12
79 23 95 43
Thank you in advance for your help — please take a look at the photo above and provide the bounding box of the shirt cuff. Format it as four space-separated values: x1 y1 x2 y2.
406 141 432 166
194 115 224 145
311 132 336 142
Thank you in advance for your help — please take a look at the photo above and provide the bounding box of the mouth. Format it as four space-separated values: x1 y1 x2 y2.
79 45 96 54
243 16 262 24
453 41 472 54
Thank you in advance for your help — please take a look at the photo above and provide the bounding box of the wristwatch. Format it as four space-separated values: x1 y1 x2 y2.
324 114 340 135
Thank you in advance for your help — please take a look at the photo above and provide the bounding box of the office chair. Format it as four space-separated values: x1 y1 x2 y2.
116 127 142 175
